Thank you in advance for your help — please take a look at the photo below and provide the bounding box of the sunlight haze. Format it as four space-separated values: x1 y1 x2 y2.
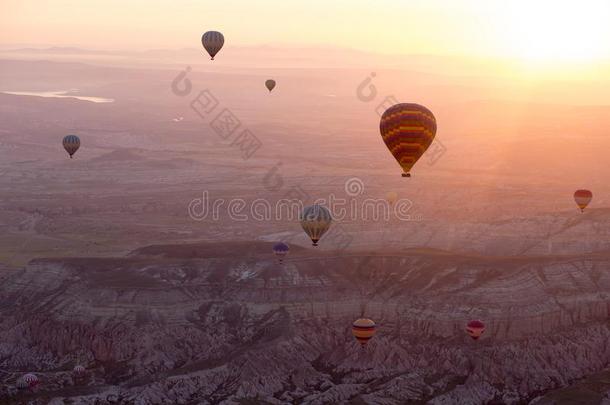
3 0 610 66
3 1 610 403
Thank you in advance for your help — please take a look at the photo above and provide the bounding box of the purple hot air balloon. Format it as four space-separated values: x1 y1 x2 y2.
272 242 289 263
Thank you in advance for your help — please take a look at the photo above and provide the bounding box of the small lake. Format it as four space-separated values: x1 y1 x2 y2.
2 90 114 103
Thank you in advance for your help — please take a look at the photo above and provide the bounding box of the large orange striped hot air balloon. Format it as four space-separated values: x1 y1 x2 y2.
466 320 485 340
574 189 592 213
352 318 376 346
380 103 437 177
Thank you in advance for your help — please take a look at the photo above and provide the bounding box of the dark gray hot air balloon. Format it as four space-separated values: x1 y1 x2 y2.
265 79 276 92
62 135 80 158
201 31 224 60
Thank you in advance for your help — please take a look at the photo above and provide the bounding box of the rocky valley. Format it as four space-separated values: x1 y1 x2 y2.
2 242 610 404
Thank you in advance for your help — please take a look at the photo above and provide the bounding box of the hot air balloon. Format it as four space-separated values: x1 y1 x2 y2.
574 189 593 213
201 31 224 60
380 103 437 177
22 373 39 388
73 365 86 376
300 205 332 246
273 242 289 263
386 191 398 205
62 135 80 158
466 320 485 340
352 318 376 346
265 79 276 92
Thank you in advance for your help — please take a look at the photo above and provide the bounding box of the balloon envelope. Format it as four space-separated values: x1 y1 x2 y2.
23 373 39 387
300 205 332 246
380 103 436 177
272 242 289 262
386 191 398 205
201 31 224 60
352 318 376 346
574 189 592 212
73 365 86 375
62 135 80 158
466 320 485 340
265 79 276 92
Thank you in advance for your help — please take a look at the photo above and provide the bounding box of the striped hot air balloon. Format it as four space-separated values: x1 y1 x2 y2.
272 242 289 263
352 318 376 346
62 135 80 158
466 320 485 340
300 205 332 247
265 79 276 92
574 189 593 213
22 373 39 388
73 365 86 376
380 103 437 177
201 31 224 60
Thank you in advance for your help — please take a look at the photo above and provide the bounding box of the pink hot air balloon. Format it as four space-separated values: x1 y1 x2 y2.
574 189 593 213
466 320 485 340
22 373 39 388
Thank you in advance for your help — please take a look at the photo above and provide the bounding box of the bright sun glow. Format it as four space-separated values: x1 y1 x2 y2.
500 0 610 64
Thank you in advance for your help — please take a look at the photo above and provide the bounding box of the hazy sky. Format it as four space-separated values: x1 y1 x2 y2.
2 0 610 63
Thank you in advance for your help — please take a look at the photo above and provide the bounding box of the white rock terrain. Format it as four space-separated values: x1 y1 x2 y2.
2 242 610 404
